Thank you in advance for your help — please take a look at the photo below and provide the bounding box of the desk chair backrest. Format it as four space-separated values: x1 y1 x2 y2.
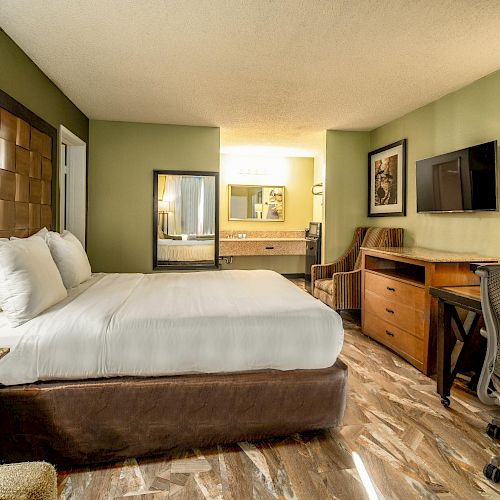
476 265 500 406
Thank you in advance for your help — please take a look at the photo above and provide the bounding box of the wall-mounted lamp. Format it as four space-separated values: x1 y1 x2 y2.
158 200 172 234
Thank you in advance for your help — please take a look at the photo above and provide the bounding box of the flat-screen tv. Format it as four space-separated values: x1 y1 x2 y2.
416 140 497 213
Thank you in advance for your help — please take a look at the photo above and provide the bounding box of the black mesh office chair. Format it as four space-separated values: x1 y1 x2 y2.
475 265 500 482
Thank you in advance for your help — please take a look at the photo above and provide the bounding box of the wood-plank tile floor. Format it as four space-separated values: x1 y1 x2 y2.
57 281 500 499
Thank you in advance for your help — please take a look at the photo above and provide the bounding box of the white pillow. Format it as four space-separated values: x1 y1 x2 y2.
0 237 67 327
10 227 49 242
46 231 91 289
33 227 49 240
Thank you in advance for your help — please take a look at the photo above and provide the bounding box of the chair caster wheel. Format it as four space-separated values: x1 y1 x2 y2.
487 423 500 439
441 397 450 407
484 463 500 482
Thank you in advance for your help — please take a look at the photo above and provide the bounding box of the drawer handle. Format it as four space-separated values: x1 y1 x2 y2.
265 246 274 250
385 330 395 337
385 308 395 314
387 286 396 292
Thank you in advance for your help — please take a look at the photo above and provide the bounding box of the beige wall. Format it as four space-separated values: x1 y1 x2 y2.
219 154 313 274
324 130 370 262
220 154 314 231
369 69 500 256
88 120 220 272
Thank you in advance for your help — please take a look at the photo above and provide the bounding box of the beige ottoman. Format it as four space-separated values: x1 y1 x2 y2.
0 462 57 500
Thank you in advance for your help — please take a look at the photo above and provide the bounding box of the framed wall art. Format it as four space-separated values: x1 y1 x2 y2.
368 139 407 217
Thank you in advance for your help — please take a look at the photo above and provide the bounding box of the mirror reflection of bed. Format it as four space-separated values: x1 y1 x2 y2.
156 172 217 267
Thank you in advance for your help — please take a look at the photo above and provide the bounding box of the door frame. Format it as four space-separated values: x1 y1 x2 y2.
59 125 87 246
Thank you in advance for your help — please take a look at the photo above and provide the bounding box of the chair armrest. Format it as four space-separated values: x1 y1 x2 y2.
311 263 334 282
332 269 362 310
311 263 333 297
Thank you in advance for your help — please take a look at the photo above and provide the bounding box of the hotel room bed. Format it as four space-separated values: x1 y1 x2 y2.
0 97 347 466
0 270 347 466
157 238 214 262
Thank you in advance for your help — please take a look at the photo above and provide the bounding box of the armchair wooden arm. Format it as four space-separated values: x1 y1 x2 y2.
332 269 362 310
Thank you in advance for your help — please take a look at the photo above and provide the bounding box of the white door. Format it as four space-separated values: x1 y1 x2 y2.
59 126 87 246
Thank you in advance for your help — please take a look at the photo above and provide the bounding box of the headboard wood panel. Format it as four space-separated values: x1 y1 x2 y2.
0 90 57 238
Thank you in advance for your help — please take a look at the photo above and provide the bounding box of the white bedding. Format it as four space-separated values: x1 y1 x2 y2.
0 270 343 386
157 239 214 262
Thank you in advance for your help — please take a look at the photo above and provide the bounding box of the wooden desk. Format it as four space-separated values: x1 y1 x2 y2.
430 285 482 407
361 247 494 375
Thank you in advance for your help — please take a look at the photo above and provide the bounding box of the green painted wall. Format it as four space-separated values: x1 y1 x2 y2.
325 69 500 262
369 69 500 256
324 130 370 262
88 120 220 272
0 30 88 142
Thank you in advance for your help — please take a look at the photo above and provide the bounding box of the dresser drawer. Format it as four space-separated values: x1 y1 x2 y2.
364 290 425 339
364 271 425 310
363 313 424 363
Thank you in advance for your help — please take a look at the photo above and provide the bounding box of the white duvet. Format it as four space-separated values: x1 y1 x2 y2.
0 270 343 386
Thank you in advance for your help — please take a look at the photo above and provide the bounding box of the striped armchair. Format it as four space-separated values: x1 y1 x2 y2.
312 227 403 311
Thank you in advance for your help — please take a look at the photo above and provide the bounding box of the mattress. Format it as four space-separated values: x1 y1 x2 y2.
0 270 344 386
157 238 214 261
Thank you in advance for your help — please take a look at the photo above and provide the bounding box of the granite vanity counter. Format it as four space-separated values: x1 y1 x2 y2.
219 232 306 257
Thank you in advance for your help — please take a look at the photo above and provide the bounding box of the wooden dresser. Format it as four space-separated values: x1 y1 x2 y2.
361 247 496 375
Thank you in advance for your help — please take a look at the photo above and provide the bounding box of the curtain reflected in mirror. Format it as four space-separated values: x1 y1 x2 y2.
154 171 219 269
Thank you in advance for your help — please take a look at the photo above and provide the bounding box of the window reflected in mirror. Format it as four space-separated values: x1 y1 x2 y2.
154 171 219 269
229 185 285 221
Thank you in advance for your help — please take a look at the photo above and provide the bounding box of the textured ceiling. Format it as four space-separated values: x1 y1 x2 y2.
2 0 500 154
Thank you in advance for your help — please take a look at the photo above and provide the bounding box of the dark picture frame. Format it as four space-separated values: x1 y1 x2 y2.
368 139 407 217
153 170 219 271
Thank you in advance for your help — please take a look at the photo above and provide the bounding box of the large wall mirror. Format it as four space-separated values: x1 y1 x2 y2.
153 170 219 270
228 185 285 221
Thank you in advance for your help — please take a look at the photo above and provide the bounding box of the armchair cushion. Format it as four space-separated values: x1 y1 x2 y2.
315 278 334 294
313 283 334 309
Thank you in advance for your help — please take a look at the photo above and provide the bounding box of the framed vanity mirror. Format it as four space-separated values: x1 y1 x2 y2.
153 170 219 270
228 185 285 221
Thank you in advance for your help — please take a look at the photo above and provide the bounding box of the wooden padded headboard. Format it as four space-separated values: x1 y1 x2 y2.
0 93 56 238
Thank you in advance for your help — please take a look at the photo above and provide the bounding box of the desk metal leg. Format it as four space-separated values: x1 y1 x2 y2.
437 300 454 407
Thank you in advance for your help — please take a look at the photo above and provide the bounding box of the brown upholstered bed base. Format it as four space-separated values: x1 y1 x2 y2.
0 360 347 467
